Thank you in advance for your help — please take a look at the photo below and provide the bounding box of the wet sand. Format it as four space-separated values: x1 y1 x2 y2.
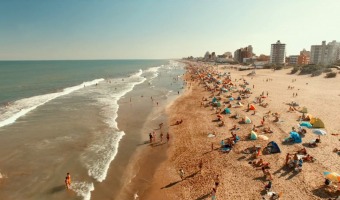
144 62 340 200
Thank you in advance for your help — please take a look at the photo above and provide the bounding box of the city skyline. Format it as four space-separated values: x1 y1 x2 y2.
1 0 340 60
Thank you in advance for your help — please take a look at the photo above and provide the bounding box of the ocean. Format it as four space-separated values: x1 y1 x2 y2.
0 60 185 200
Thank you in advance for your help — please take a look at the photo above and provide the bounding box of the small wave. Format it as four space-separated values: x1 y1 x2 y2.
71 181 94 200
0 78 104 128
0 171 7 179
82 69 147 183
145 66 161 82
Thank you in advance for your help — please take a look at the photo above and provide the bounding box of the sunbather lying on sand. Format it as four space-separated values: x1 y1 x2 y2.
297 147 307 155
333 148 340 155
263 127 273 133
309 138 321 147
230 125 240 131
242 145 257 154
251 159 263 167
302 154 315 162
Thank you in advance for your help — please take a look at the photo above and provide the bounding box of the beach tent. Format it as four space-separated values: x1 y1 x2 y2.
212 97 217 103
266 141 281 154
300 122 312 128
249 104 256 110
229 97 234 101
250 131 257 140
290 131 302 143
224 108 231 114
312 118 325 128
245 116 252 124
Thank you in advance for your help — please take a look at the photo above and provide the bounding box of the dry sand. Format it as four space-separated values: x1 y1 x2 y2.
142 62 340 200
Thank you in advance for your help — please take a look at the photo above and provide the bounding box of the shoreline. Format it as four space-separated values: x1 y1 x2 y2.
142 61 340 199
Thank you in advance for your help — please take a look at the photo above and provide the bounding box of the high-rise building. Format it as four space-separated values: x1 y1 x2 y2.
310 40 340 65
270 40 286 65
288 55 299 65
298 49 310 65
233 45 253 63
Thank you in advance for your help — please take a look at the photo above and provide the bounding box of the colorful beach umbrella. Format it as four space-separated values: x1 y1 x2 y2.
323 172 340 182
312 129 327 136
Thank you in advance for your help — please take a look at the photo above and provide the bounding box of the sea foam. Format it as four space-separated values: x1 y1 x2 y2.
82 69 147 182
0 78 104 128
71 181 94 200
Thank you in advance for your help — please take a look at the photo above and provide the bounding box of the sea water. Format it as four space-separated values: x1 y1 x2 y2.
0 60 185 200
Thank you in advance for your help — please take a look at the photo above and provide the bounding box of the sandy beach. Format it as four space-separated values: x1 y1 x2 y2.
142 62 340 200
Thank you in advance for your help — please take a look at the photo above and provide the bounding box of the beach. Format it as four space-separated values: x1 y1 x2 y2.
143 62 340 200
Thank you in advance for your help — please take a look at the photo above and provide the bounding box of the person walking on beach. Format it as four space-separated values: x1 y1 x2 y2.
214 175 220 188
198 159 203 173
179 168 185 180
160 132 164 142
211 188 217 200
65 175 71 189
166 132 170 143
149 132 153 143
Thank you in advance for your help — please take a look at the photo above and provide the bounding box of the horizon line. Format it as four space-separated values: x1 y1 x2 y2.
0 58 181 62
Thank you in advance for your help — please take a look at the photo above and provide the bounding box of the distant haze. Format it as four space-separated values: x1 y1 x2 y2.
0 0 339 60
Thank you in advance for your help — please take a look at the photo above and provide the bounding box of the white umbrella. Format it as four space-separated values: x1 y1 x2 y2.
312 129 327 136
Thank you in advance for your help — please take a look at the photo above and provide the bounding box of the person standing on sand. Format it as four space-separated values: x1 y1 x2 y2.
166 132 170 143
198 159 203 172
149 133 153 143
160 132 163 142
214 175 220 188
211 187 217 200
65 175 71 189
179 169 185 180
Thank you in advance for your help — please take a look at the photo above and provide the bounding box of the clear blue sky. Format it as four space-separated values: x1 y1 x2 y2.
0 0 339 60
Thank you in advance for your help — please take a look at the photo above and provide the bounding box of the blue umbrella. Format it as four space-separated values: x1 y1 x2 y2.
290 131 302 143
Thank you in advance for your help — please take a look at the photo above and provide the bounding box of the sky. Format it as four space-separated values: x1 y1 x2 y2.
0 0 339 60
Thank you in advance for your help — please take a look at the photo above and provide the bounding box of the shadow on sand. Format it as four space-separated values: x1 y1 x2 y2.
161 180 182 189
195 193 211 200
312 185 340 199
48 185 65 194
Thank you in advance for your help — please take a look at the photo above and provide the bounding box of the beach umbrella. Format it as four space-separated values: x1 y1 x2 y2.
217 114 223 119
290 131 302 143
312 129 327 136
301 107 308 113
323 172 340 182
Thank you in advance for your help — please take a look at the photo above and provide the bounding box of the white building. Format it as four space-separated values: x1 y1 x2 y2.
270 40 286 65
310 40 340 65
